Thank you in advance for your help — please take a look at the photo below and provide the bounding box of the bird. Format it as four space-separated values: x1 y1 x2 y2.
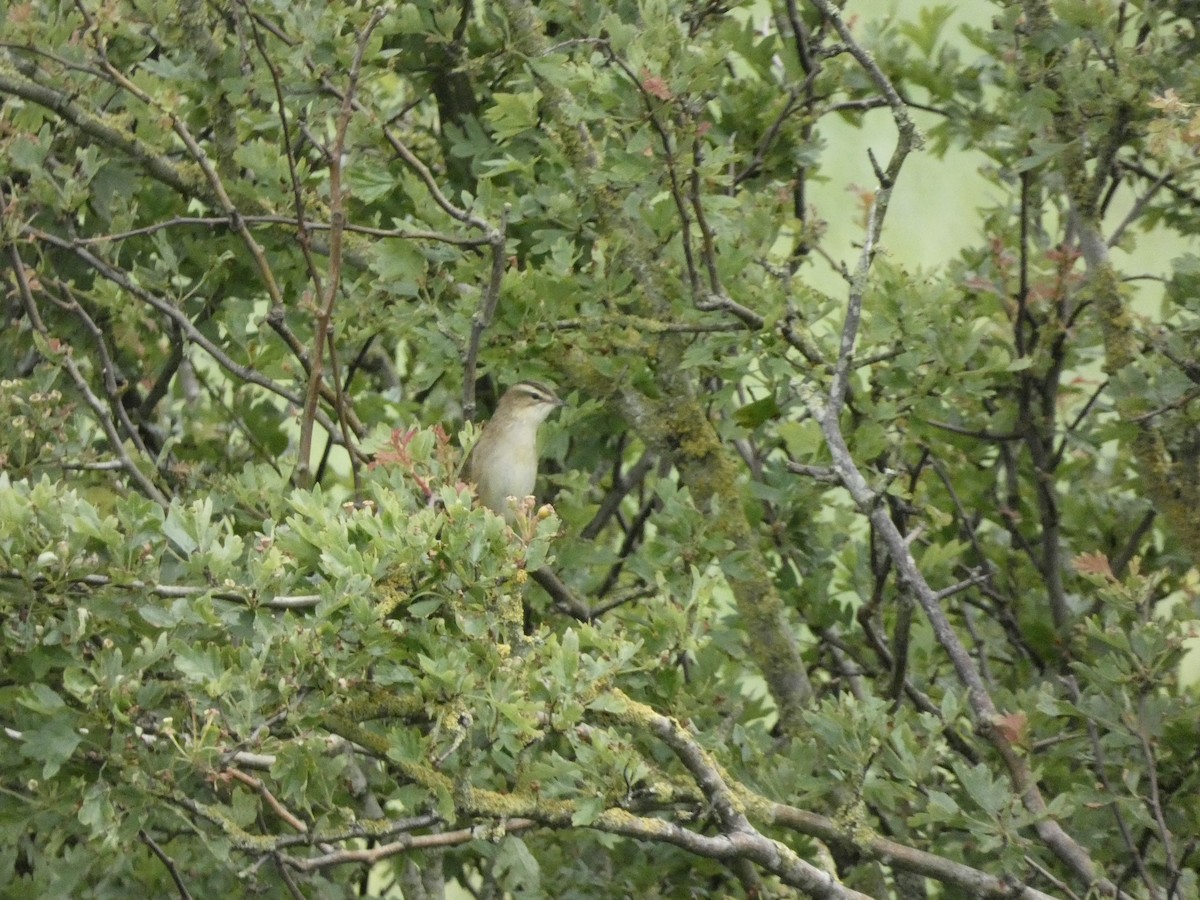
467 380 563 520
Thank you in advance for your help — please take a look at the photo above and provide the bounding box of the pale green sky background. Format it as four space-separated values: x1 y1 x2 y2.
808 0 1195 309
808 0 996 286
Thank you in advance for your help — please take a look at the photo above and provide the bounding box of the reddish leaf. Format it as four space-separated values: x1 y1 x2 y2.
1074 552 1115 581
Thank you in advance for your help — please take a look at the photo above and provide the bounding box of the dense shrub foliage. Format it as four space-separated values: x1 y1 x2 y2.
1 1 1198 897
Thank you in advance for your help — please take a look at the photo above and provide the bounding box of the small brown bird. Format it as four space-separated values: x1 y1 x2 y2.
468 380 563 519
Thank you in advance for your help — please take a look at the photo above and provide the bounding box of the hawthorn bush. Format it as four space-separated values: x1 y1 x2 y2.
1 1 1198 898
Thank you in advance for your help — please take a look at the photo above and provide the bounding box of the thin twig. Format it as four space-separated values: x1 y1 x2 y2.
42 278 163 466
226 769 326 845
1137 695 1179 887
1061 676 1159 896
806 0 918 421
295 8 385 488
797 0 1118 892
1106 163 1181 247
581 449 657 540
69 14 364 439
139 830 195 900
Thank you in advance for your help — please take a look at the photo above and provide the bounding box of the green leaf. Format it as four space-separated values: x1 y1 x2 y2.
407 597 444 618
898 4 956 56
733 395 780 428
162 498 217 556
174 644 224 684
20 683 67 714
484 90 542 141
347 165 400 204
778 420 823 457
1012 139 1070 173
571 795 606 827
21 717 83 779
77 782 116 837
495 836 541 891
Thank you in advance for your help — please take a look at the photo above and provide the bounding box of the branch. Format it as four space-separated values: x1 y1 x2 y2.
764 803 1060 900
1060 676 1160 897
793 2 1121 893
61 15 365 444
499 0 816 728
139 830 196 900
282 820 538 872
1076 209 1200 567
294 8 384 488
225 769 324 844
462 207 510 423
73 215 490 247
0 67 200 199
25 228 347 446
80 21 293 319
42 278 164 466
581 448 658 540
329 703 865 897
530 567 592 620
807 408 1123 895
804 0 920 420
8 245 169 507
0 569 321 610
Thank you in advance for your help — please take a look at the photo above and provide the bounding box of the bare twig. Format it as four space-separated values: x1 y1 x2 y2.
242 0 327 304
63 12 365 445
139 830 195 900
768 803 1059 900
581 449 658 540
1106 163 1184 247
1112 509 1156 578
786 461 841 482
1061 677 1159 896
530 567 593 620
688 135 765 330
931 571 991 601
599 43 699 296
294 8 385 488
226 769 318 839
1137 695 1180 889
805 0 918 421
80 18 293 323
0 69 199 198
553 316 747 334
41 278 163 465
273 857 306 900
